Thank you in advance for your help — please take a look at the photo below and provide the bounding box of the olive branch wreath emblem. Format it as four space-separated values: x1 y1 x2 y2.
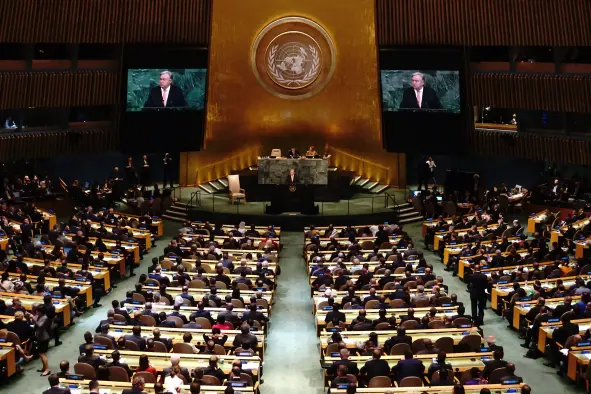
267 44 320 87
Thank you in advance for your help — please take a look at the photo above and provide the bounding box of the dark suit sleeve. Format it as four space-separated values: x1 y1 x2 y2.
426 87 443 109
144 88 158 108
171 86 187 108
399 88 416 109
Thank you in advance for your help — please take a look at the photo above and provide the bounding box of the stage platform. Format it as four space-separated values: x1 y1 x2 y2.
174 185 408 229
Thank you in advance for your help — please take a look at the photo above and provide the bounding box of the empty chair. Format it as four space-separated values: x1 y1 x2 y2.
427 320 444 329
434 337 454 354
189 280 206 289
488 367 508 384
201 375 221 386
94 335 115 349
213 344 226 355
368 376 392 388
375 322 392 330
152 341 168 353
124 341 140 351
228 175 246 204
459 334 481 352
132 293 146 303
400 320 418 329
452 317 471 328
134 371 156 383
390 343 411 355
108 366 130 382
365 300 379 309
74 362 96 379
166 316 184 328
431 369 454 384
399 376 423 387
173 343 198 354
325 343 340 357
113 314 127 323
139 315 157 327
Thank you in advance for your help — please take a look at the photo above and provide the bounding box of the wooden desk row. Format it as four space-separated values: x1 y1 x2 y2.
304 236 403 248
113 211 164 236
442 237 521 265
314 306 459 336
490 275 591 312
160 256 278 273
6 272 94 306
23 256 112 291
511 295 581 330
87 221 153 249
62 234 141 264
528 209 552 233
0 292 71 326
59 379 254 394
332 385 524 394
550 215 591 245
434 223 501 252
0 343 16 378
319 327 481 355
105 324 265 358
456 249 542 280
181 234 280 249
142 285 274 305
172 248 278 262
305 248 410 264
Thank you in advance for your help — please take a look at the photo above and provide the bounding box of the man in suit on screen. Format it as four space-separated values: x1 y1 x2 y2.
286 168 299 185
399 72 443 110
143 70 187 109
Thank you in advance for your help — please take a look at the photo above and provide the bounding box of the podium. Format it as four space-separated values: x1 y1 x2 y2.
265 184 319 215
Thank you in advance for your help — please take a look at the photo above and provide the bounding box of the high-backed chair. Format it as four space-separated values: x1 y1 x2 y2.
270 149 282 157
228 175 246 205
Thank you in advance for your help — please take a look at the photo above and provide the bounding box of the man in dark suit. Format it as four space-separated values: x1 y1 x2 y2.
384 327 412 354
286 168 299 184
327 348 359 377
546 313 580 368
399 72 443 110
480 349 507 379
123 325 146 351
393 350 425 383
286 147 300 158
553 296 573 318
78 345 107 371
95 310 116 333
189 302 215 325
143 71 187 109
106 350 133 378
151 327 173 351
43 374 71 394
203 355 227 383
324 303 346 324
112 300 131 322
468 264 488 325
167 304 189 324
360 349 391 384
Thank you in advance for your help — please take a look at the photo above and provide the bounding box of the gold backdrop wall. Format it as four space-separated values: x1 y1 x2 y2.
181 0 405 187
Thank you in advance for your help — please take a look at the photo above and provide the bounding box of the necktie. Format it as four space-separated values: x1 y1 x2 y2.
162 89 167 107
416 90 421 108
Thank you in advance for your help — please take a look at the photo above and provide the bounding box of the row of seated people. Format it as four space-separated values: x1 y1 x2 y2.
162 239 278 261
306 234 412 253
74 206 157 234
305 223 404 240
2 174 56 203
44 375 213 394
325 348 525 388
324 303 472 333
148 258 276 287
58 346 257 389
446 241 559 276
184 221 280 239
501 277 591 322
307 243 420 264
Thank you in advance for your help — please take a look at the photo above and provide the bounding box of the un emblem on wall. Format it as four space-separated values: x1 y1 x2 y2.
252 17 336 100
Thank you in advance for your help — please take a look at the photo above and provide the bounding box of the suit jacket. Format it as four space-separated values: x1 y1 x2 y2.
327 359 359 376
287 150 301 158
121 389 145 394
143 85 187 108
203 365 226 383
168 311 188 324
6 320 33 341
553 304 572 318
399 86 442 110
469 272 488 297
394 358 425 382
78 354 107 370
361 359 391 381
107 360 133 377
43 388 72 394
481 359 507 378
553 322 580 346
286 174 299 185
124 334 146 350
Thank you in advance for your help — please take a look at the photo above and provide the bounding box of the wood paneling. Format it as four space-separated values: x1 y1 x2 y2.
0 0 212 44
0 125 116 161
471 73 591 112
472 130 591 165
377 0 591 46
0 70 119 108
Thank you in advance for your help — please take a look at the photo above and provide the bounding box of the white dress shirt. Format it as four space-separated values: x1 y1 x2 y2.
415 87 423 108
161 86 170 107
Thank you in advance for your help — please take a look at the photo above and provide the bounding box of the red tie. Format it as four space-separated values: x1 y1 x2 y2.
416 90 421 108
162 90 166 107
